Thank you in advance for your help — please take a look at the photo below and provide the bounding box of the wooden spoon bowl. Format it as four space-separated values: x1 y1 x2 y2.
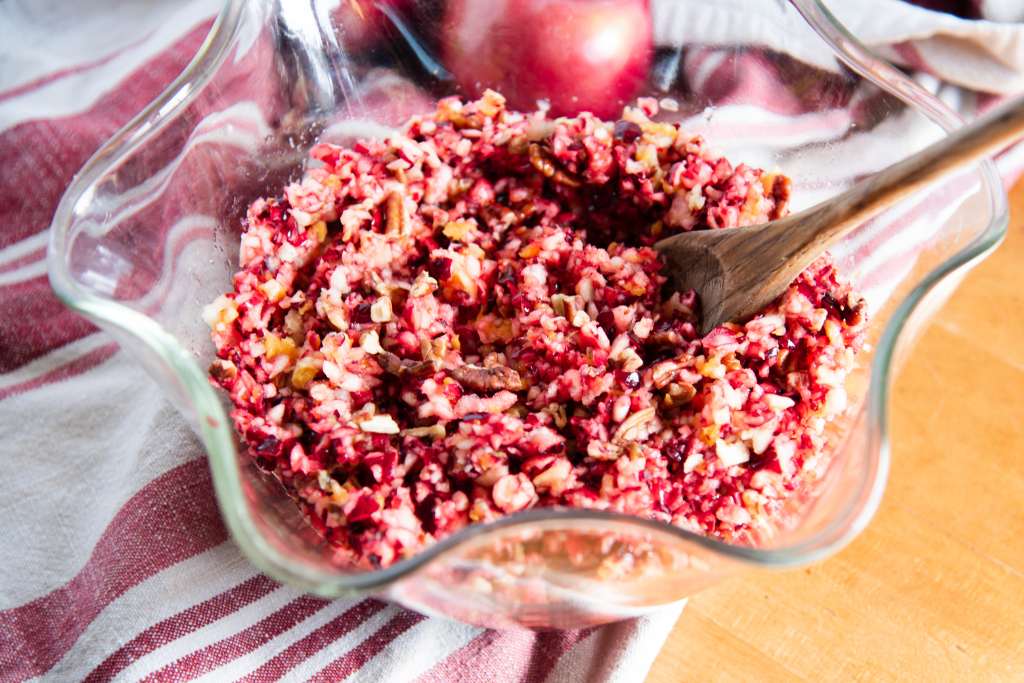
656 95 1024 335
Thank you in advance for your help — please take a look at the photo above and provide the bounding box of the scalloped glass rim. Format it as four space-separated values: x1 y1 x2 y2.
46 0 1009 597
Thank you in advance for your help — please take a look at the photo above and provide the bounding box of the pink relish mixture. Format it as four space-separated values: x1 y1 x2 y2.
206 91 867 569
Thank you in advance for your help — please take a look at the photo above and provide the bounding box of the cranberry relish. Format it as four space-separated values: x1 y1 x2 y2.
206 91 866 569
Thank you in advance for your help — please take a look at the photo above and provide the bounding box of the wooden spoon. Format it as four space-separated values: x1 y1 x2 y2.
655 96 1024 335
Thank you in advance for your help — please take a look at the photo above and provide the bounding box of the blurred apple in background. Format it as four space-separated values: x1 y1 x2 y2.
318 69 436 153
332 0 415 52
442 0 652 118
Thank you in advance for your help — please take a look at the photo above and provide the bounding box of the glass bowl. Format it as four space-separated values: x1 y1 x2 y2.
47 0 1007 629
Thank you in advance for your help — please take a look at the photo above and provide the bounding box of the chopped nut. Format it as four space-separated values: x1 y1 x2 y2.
619 348 644 373
409 273 439 297
443 219 475 241
531 458 572 493
449 364 526 393
651 360 681 389
613 407 657 443
527 142 580 187
283 309 304 341
606 335 627 361
624 281 646 297
421 336 448 366
377 352 433 377
326 307 348 331
357 413 400 434
385 191 408 235
209 359 237 382
562 295 581 322
491 473 537 513
824 319 843 347
632 317 654 339
666 382 697 404
634 143 659 169
764 172 792 219
369 271 392 297
612 395 631 423
359 329 384 355
577 278 594 302
659 97 680 112
477 464 509 488
696 355 725 379
202 295 238 329
291 356 321 389
687 185 706 212
264 333 298 361
518 242 540 259
699 424 720 445
716 503 751 526
824 386 847 416
476 89 506 117
259 278 287 303
551 168 581 187
716 440 750 467
370 296 393 323
528 142 556 178
545 403 568 428
741 419 778 455
550 293 569 316
765 393 796 411
401 424 447 439
311 220 328 243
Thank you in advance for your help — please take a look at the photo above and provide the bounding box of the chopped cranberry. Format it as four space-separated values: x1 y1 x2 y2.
747 451 777 471
820 291 842 314
415 494 438 533
497 266 517 286
428 256 453 281
351 302 373 324
613 120 642 142
596 308 617 335
347 495 380 523
267 203 286 225
663 438 687 463
363 449 398 482
254 436 282 458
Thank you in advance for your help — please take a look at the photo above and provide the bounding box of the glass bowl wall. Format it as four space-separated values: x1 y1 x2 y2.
48 0 1006 628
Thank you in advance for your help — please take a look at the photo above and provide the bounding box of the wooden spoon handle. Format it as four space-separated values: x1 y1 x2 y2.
784 94 1024 260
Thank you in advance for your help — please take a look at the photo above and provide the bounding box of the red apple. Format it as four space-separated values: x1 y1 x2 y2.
442 0 652 119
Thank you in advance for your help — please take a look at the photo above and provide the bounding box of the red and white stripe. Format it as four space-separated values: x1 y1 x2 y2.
3 0 1023 681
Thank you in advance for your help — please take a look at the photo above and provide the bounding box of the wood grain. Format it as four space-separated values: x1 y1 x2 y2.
646 178 1024 683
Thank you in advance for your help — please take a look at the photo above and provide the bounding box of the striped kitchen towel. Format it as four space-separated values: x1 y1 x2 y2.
1 0 1022 681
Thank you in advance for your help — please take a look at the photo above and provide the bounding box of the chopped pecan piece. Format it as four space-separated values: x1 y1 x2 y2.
385 191 409 235
528 143 581 187
449 364 526 393
768 174 792 219
377 352 434 377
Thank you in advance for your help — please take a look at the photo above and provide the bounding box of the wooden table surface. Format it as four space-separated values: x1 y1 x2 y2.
647 179 1024 682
